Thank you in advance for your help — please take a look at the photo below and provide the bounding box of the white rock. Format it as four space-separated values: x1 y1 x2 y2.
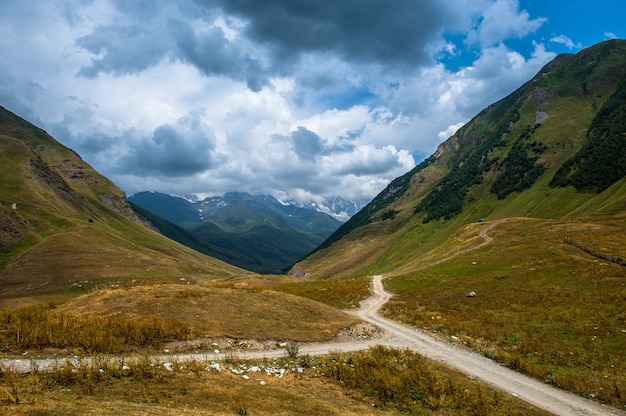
164 362 174 371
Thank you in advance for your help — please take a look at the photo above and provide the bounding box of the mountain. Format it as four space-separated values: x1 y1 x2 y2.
282 196 369 221
0 106 247 310
128 191 343 273
293 39 626 278
129 191 367 223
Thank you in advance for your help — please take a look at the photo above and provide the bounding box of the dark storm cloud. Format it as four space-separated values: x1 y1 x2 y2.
290 126 323 161
175 22 268 90
119 121 215 177
211 0 454 70
77 25 174 77
76 1 268 89
76 1 456 91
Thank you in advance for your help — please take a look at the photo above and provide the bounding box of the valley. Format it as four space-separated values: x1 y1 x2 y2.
1 39 626 415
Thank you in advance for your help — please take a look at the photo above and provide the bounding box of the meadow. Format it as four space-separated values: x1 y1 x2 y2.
381 217 626 408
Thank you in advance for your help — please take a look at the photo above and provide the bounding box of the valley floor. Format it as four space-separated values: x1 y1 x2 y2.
2 272 624 416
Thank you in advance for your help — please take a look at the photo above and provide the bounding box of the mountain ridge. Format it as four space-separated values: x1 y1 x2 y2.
128 191 343 273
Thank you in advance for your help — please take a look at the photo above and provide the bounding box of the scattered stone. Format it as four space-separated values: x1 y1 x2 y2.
163 362 174 372
467 291 476 297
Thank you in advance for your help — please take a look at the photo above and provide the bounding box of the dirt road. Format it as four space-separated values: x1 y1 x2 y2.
351 274 624 416
2 221 624 415
4 274 623 415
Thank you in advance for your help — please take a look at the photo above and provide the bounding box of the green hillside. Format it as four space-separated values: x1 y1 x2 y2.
294 39 626 278
0 106 250 310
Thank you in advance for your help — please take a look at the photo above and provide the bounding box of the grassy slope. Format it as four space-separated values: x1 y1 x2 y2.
0 109 243 307
56 283 359 342
383 215 626 407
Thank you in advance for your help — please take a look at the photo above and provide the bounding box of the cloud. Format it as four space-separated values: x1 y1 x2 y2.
0 0 579 204
466 0 546 47
118 117 215 177
438 122 466 141
211 0 457 71
327 144 410 176
550 35 582 50
75 0 269 90
287 126 324 161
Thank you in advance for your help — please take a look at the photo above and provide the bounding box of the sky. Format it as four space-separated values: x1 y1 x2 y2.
0 1 623 204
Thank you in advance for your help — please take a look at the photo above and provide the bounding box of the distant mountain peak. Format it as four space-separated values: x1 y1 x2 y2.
128 190 349 273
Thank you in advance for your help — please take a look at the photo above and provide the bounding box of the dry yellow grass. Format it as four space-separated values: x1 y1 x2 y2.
0 348 552 416
56 283 358 343
0 364 390 416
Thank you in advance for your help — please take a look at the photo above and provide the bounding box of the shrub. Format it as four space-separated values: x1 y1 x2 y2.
284 342 299 358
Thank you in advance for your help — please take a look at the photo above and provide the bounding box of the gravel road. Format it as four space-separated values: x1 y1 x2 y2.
352 275 625 416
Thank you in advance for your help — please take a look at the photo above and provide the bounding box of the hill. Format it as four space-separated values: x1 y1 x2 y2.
294 39 626 278
129 191 342 273
0 106 257 310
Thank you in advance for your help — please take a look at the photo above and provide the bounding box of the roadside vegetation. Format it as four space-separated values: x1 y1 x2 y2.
0 283 358 355
0 346 551 415
267 277 371 309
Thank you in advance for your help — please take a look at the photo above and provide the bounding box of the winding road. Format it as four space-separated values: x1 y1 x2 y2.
351 274 624 416
2 222 624 415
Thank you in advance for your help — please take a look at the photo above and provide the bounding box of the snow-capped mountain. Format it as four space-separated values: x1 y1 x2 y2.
129 191 368 224
127 191 350 273
281 196 369 221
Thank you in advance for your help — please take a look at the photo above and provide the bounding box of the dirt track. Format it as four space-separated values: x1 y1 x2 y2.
2 221 624 415
351 274 625 416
